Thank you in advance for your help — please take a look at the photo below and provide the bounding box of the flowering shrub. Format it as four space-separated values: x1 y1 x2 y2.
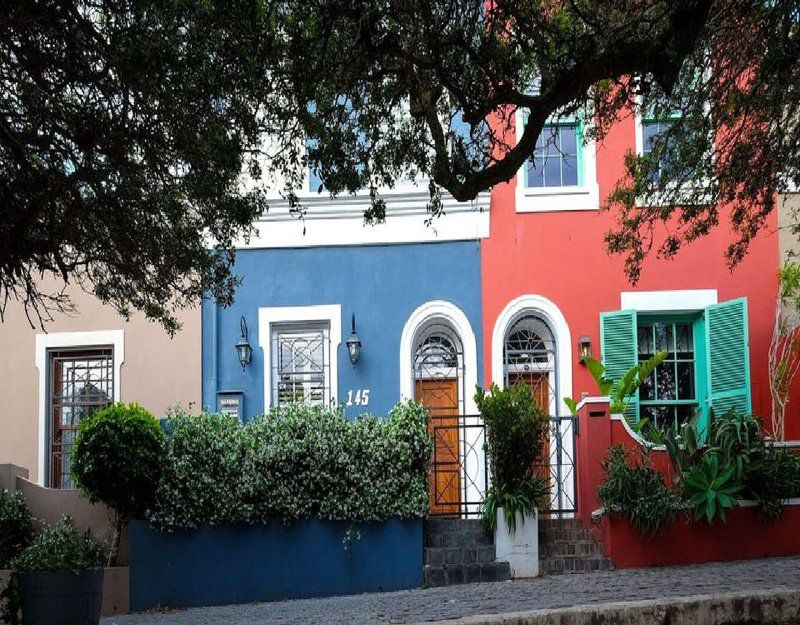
148 401 431 530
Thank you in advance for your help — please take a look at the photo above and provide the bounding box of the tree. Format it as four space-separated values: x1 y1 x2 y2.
769 262 800 440
4 1 799 329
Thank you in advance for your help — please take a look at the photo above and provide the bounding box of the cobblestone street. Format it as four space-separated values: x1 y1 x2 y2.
105 556 800 625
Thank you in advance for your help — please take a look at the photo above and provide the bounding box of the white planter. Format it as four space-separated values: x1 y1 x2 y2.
494 507 539 578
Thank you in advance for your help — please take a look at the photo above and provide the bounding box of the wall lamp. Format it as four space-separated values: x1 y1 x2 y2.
235 316 252 371
578 335 592 362
346 313 362 366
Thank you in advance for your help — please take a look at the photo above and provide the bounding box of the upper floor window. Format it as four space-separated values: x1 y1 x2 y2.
515 110 599 212
640 112 681 182
526 122 581 188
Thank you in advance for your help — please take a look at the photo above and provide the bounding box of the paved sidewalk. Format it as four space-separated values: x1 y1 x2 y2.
105 556 800 625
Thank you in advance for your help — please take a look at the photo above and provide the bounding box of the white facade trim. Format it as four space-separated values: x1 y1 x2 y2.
514 109 600 213
34 329 125 486
621 289 718 313
258 304 342 409
240 191 491 249
399 300 479 415
491 294 573 416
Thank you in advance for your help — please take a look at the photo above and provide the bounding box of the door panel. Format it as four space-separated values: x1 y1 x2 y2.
416 378 461 516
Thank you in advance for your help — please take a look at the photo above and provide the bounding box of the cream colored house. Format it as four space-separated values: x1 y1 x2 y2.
0 277 201 488
779 192 800 261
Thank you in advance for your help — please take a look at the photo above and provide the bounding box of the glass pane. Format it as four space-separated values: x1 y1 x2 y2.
559 126 577 155
543 157 561 186
655 362 676 400
526 160 544 187
654 322 673 355
637 325 654 357
561 154 579 185
639 372 656 401
677 362 695 400
675 404 696 426
675 323 694 358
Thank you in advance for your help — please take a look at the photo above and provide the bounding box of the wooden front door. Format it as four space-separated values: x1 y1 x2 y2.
416 378 461 516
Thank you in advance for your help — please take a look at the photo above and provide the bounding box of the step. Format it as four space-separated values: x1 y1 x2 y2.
423 561 511 587
539 555 614 575
424 545 498 566
424 519 493 549
538 539 607 558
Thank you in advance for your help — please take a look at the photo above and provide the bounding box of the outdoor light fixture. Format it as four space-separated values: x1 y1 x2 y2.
235 316 252 371
578 335 592 362
346 313 362 366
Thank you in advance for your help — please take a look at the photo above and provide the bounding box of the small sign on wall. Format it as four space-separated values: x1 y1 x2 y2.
217 391 244 420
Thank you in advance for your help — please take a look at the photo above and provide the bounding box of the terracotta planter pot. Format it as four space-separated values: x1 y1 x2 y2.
18 568 104 625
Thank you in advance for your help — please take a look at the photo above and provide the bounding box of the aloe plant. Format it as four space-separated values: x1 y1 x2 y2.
683 454 744 524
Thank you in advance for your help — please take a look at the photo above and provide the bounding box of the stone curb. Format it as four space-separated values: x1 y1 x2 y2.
419 587 800 625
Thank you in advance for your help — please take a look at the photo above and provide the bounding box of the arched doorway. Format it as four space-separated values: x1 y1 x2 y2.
503 314 558 415
413 321 465 516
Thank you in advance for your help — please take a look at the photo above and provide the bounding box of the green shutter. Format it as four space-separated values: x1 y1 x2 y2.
600 310 639 423
704 298 752 416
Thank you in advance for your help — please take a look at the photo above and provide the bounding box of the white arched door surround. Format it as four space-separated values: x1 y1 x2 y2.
399 300 479 415
491 294 572 416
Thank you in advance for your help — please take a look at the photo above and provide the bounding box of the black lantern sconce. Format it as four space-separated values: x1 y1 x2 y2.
578 335 592 362
345 313 362 366
235 316 252 371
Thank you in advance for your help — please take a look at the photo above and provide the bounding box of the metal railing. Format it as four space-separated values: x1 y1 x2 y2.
428 414 577 518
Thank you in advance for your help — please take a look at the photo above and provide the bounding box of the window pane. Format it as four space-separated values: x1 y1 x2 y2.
527 160 544 187
654 322 673 355
677 362 695 399
638 326 654 357
655 362 676 400
675 323 694 358
559 126 577 155
561 154 579 185
542 157 561 187
640 372 656 401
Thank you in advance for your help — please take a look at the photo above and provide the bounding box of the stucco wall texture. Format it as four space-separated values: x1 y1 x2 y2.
0 276 201 484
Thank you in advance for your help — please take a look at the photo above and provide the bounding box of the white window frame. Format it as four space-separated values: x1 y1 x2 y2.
514 108 600 213
258 304 342 408
34 330 125 487
621 289 718 313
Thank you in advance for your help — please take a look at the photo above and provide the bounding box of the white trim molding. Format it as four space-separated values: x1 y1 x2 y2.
491 295 573 415
34 329 125 486
258 304 342 409
239 191 491 249
621 289 718 313
399 300 479 415
514 108 600 213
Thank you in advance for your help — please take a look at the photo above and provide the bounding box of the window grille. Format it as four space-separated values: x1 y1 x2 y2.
271 324 331 406
47 347 114 488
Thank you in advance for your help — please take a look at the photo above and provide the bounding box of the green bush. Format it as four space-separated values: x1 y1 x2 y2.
72 402 166 520
745 445 800 520
0 490 34 568
11 516 102 573
598 445 679 537
475 382 549 531
148 402 431 530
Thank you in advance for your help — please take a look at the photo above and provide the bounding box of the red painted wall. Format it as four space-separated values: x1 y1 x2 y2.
575 400 800 568
482 111 780 422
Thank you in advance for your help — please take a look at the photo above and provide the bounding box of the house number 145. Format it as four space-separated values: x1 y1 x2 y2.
345 389 370 406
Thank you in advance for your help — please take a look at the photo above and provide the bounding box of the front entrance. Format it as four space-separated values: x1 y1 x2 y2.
412 323 465 516
416 378 461 516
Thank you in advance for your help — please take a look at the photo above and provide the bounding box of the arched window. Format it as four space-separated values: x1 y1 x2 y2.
503 314 558 415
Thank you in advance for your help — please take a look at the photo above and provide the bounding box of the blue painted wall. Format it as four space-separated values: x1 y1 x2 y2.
202 241 483 419
128 518 423 610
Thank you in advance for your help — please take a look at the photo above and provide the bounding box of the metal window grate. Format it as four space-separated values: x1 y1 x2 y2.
271 324 331 406
48 347 114 488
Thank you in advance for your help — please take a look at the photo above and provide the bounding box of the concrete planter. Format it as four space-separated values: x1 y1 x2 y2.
495 507 539 578
18 568 104 625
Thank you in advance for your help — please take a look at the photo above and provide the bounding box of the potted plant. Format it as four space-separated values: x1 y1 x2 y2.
11 516 104 625
475 382 549 578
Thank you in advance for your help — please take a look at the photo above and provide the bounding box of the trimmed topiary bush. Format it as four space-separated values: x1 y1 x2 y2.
0 489 34 569
71 402 166 563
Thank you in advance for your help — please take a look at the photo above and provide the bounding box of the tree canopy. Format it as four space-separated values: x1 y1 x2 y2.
3 0 799 329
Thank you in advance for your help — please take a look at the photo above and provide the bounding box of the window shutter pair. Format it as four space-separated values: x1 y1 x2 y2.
599 298 751 422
